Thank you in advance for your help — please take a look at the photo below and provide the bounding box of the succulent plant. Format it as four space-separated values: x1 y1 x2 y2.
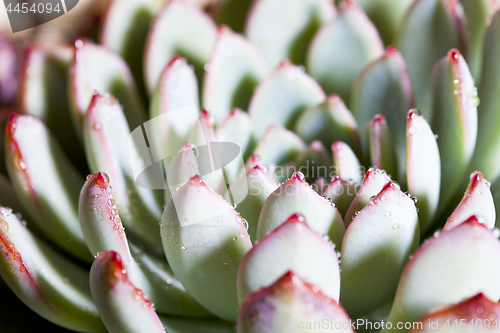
2 0 500 332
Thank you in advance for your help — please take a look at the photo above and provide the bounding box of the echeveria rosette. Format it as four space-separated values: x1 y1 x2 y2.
3 0 500 331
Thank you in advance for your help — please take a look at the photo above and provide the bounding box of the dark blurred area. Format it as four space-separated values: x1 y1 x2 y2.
0 277 72 332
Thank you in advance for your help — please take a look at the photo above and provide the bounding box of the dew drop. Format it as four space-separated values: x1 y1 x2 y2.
232 203 237 209
380 195 386 201
133 289 143 299
393 223 400 229
192 146 198 157
408 126 417 135
204 63 212 72
292 171 305 181
385 211 391 217
494 228 500 238
242 219 249 231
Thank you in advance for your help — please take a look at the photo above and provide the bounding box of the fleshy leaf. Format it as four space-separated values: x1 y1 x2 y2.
18 43 86 171
383 216 500 332
351 46 413 181
245 0 336 67
89 251 165 333
229 166 278 242
294 140 332 180
70 39 146 137
99 0 163 102
306 0 384 102
469 11 500 184
0 208 106 332
147 56 200 160
161 175 252 321
128 243 213 317
256 172 345 247
249 60 326 138
344 168 392 226
237 271 354 333
340 182 420 316
144 1 217 93
79 172 212 317
460 0 500 81
83 92 163 249
331 141 363 184
431 49 478 214
252 125 307 166
5 114 91 262
367 114 398 179
238 214 340 304
356 0 414 46
397 0 466 114
406 109 440 233
215 108 254 161
202 27 267 122
79 172 131 265
322 176 358 218
294 94 361 155
165 141 199 191
443 171 495 231
409 293 500 333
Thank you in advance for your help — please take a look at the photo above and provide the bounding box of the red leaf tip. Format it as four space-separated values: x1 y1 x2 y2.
285 213 306 223
95 172 110 189
448 48 460 62
167 55 183 67
278 59 292 69
217 25 231 35
328 94 342 105
470 171 484 184
342 0 357 10
290 171 306 182
331 141 346 153
188 174 206 187
372 114 386 124
229 108 242 117
385 45 398 56
408 108 423 120
461 215 489 229
414 293 500 327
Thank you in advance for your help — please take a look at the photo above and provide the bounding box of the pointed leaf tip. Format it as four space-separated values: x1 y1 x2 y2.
256 174 345 247
90 251 164 333
385 216 500 330
410 293 500 332
238 271 353 333
444 171 495 231
238 213 340 304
